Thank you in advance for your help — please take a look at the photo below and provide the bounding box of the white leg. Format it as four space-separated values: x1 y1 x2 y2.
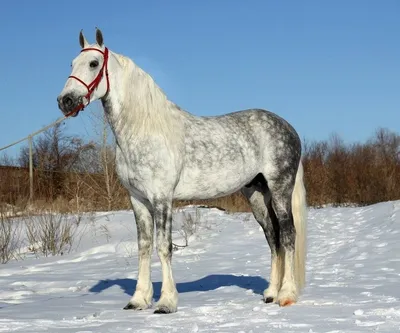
124 196 154 310
269 182 299 307
277 248 298 306
153 199 178 314
264 249 284 302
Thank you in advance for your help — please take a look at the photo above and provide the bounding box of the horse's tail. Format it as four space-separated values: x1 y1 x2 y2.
291 160 307 292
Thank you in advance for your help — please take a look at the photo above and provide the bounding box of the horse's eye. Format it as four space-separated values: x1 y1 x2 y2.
90 60 99 68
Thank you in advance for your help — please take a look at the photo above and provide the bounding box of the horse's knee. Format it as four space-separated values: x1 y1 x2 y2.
138 238 153 256
152 199 173 258
156 238 172 259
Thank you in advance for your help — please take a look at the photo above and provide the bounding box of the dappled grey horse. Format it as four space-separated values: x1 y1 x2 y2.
57 29 307 314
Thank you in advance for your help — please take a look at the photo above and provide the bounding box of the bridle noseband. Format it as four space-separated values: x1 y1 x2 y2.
66 47 110 117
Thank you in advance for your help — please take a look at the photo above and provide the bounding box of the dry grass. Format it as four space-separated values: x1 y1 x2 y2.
0 203 24 263
24 208 82 257
174 192 251 213
0 213 22 263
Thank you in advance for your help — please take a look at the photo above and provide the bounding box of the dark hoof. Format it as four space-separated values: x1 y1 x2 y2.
123 303 143 310
264 297 275 304
154 306 175 314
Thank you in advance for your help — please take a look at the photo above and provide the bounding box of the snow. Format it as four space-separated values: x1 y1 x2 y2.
1 202 400 332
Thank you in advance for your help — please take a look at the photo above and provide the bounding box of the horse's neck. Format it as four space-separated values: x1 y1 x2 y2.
102 53 185 149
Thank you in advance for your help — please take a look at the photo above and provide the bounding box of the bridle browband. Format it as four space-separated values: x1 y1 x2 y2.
66 47 110 117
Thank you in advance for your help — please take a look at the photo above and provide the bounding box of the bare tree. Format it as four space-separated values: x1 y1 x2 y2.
0 152 17 167
18 122 94 199
70 107 127 211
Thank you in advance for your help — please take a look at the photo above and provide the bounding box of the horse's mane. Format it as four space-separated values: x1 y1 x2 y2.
108 51 185 146
114 53 132 72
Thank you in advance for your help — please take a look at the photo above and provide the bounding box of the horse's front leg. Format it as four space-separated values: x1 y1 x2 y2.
124 196 154 310
153 198 178 314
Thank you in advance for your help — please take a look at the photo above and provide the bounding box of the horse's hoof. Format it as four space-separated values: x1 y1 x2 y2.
123 302 147 310
279 299 295 307
154 305 176 314
264 297 275 304
123 303 136 310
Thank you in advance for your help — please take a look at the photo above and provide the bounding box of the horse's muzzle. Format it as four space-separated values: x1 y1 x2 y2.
57 93 82 117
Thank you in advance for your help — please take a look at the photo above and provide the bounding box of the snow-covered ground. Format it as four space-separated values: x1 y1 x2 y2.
1 201 400 332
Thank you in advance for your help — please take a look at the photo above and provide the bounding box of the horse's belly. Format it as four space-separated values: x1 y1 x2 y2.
173 162 258 200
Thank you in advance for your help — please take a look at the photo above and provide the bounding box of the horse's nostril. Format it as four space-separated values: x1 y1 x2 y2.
63 96 73 107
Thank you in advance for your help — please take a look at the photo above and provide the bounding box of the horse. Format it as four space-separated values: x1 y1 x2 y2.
57 28 307 314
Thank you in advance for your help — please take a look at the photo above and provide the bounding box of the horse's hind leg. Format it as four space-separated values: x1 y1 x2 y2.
242 174 283 304
268 177 299 307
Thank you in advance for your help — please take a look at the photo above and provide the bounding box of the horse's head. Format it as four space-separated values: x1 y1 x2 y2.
57 28 110 117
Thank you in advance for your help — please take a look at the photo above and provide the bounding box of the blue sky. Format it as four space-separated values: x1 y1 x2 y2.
0 0 399 157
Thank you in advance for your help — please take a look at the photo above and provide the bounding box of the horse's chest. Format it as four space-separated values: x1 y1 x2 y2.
115 148 151 185
114 143 179 198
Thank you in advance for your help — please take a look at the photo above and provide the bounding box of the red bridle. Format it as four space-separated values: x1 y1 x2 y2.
66 47 110 117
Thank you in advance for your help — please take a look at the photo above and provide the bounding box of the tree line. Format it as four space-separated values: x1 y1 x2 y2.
0 121 399 213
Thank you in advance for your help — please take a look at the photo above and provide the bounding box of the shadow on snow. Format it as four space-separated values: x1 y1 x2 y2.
89 274 268 299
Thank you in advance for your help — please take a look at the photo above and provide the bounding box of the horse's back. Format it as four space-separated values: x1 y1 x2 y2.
184 108 301 163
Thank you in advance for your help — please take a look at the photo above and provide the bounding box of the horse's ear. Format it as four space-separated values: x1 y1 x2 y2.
79 29 89 48
95 27 104 47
